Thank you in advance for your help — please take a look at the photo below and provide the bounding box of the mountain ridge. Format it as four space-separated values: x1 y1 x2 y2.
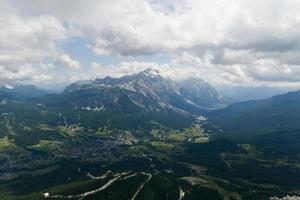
0 84 50 101
62 68 229 114
208 89 300 138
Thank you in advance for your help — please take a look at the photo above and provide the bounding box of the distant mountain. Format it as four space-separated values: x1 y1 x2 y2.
26 69 229 130
62 68 229 114
179 78 230 109
208 90 300 138
216 85 295 102
62 69 183 113
0 84 49 100
0 69 231 133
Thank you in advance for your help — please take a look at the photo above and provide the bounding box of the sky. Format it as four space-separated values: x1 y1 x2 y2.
1 0 300 89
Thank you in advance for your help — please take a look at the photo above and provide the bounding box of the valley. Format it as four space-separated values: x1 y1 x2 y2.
2 0 300 199
0 70 300 200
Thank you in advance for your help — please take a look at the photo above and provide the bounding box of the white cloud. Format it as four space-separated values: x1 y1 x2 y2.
13 0 300 55
55 54 81 70
0 0 68 85
74 51 300 88
3 0 300 86
246 59 300 82
0 63 54 84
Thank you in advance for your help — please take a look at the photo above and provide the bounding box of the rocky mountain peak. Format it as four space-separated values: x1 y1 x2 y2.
138 68 161 79
62 69 230 114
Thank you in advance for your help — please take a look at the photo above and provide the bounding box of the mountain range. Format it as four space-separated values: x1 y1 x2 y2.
61 68 230 113
0 69 230 144
2 68 300 138
1 69 300 200
209 90 300 138
0 84 51 101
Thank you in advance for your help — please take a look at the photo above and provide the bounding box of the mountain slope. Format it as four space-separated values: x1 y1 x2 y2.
63 69 193 114
208 90 300 138
0 68 231 147
179 78 230 109
62 69 229 114
0 84 49 101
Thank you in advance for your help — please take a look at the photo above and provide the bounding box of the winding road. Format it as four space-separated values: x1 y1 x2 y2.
46 171 152 200
130 172 152 200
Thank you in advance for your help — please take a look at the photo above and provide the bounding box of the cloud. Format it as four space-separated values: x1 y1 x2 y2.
3 0 300 87
246 59 300 82
73 51 300 88
55 54 81 70
0 64 54 84
169 52 300 86
0 0 67 85
13 0 300 55
67 54 248 86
